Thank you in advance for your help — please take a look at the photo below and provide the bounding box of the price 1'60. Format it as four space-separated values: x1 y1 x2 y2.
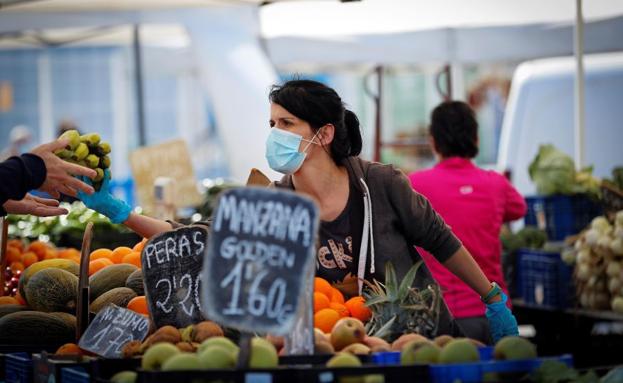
155 273 202 317
220 261 293 324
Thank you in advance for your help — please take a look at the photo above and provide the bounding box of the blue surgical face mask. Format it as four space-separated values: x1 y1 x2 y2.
265 127 320 174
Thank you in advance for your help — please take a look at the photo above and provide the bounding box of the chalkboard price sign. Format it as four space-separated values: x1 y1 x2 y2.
78 304 150 358
142 226 208 328
202 187 319 335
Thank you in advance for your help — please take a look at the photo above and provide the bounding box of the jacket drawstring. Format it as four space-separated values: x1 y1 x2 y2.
357 178 376 294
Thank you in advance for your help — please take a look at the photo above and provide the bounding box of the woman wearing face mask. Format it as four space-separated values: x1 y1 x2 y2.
75 80 518 342
265 80 517 342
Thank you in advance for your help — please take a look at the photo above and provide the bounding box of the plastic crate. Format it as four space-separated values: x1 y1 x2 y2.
32 353 93 383
138 364 428 383
61 367 90 383
429 354 573 383
90 357 141 382
5 352 32 383
516 249 574 309
524 195 602 241
371 346 494 365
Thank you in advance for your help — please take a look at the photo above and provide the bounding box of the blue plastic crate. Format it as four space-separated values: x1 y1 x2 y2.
5 352 32 383
61 367 90 383
524 195 602 241
516 249 573 308
372 347 494 365
429 354 573 383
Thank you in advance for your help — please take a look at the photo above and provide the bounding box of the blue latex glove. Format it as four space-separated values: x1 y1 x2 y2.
485 291 519 343
77 169 132 224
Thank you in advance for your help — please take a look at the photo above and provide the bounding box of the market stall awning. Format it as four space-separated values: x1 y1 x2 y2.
260 0 623 66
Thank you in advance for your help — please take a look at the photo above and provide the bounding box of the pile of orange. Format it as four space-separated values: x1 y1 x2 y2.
127 295 149 316
313 277 372 333
87 238 148 276
5 239 80 273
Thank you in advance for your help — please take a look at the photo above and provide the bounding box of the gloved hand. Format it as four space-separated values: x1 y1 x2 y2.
485 291 519 343
77 169 132 224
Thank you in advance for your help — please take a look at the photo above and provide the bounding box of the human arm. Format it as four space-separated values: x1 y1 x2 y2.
77 170 172 239
2 194 69 217
123 213 173 239
501 177 527 222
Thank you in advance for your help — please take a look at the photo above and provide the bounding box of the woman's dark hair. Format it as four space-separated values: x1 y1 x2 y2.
430 101 479 158
269 79 362 163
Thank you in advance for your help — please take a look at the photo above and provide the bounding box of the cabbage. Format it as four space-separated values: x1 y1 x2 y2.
529 145 576 195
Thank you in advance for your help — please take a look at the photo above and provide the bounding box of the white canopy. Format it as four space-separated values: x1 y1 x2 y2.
261 0 623 66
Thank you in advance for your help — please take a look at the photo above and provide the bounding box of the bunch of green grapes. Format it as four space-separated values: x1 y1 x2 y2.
55 129 111 190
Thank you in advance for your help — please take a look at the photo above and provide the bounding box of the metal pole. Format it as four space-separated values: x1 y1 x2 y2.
373 66 383 162
574 0 585 170
133 25 147 147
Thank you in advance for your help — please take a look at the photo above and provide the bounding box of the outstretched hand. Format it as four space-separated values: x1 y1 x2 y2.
30 138 96 198
3 194 68 217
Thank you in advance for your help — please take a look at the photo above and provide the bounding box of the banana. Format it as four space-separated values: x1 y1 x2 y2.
85 154 100 169
94 168 104 182
80 133 101 147
59 129 81 150
73 143 89 161
100 155 111 169
96 142 111 155
54 149 73 159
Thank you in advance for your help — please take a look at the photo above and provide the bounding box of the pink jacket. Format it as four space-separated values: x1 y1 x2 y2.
409 157 526 318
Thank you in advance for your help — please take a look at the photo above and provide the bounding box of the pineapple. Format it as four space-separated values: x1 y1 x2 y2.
363 261 442 342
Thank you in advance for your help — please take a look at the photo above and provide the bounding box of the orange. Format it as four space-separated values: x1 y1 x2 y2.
55 343 83 355
0 296 19 305
110 247 133 264
9 262 24 274
6 246 22 264
121 252 142 268
27 241 49 260
133 238 148 253
20 252 38 268
8 239 24 253
89 258 114 276
14 292 26 305
329 302 350 318
43 248 58 260
127 296 149 316
90 248 113 261
58 248 80 260
329 288 345 304
344 296 372 322
314 277 333 298
314 308 341 333
314 292 331 313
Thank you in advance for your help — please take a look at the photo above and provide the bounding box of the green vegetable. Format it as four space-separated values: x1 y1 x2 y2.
501 226 548 253
529 144 576 195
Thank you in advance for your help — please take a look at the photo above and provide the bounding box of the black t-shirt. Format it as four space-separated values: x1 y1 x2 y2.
316 181 364 298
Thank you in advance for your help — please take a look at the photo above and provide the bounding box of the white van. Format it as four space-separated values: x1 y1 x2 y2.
498 52 623 196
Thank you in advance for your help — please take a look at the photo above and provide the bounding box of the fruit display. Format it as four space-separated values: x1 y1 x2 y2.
363 261 441 342
55 129 111 191
566 211 623 312
313 277 372 334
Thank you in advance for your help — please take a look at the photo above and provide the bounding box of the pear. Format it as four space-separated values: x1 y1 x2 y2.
161 352 201 371
198 345 237 369
141 342 180 370
494 336 537 360
80 133 101 147
401 341 440 365
191 321 224 343
197 336 239 357
73 143 89 161
341 343 371 355
315 340 335 354
110 371 137 383
439 339 480 364
391 333 428 351
249 337 278 368
433 335 454 348
85 154 100 169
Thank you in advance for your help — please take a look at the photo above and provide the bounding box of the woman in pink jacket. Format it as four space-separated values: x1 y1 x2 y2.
409 101 527 344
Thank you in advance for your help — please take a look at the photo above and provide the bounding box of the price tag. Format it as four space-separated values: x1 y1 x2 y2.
142 226 207 328
78 304 149 358
202 187 319 335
